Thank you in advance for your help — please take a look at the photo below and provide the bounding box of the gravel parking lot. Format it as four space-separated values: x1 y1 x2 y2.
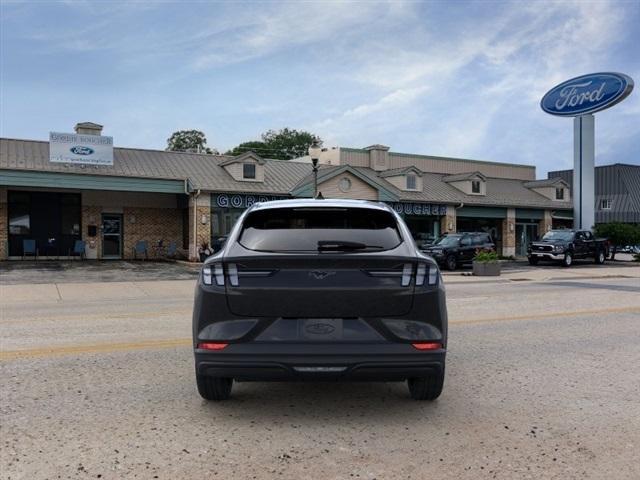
1 263 640 479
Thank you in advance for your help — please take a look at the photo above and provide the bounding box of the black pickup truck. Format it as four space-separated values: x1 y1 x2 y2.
527 230 608 267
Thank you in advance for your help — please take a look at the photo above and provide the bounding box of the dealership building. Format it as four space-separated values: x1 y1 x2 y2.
0 122 573 261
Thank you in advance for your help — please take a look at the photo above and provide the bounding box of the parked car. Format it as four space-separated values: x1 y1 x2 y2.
192 199 447 401
422 232 495 271
618 245 640 254
527 230 608 267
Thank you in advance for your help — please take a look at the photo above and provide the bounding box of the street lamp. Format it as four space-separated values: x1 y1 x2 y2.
308 140 322 198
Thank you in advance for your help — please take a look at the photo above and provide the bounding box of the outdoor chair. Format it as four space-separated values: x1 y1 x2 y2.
22 239 38 260
133 240 149 260
69 240 86 260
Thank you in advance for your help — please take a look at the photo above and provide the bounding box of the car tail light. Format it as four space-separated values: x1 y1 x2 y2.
401 263 413 286
364 263 414 286
415 262 439 286
197 342 228 351
202 263 225 286
227 263 239 286
365 262 438 287
411 342 442 351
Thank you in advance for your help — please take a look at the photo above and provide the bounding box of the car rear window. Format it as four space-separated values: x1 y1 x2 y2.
238 207 402 252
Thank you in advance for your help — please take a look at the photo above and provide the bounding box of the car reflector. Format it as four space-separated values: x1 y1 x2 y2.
197 342 229 351
411 342 442 351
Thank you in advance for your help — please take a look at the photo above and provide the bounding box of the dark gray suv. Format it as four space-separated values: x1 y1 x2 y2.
192 199 448 401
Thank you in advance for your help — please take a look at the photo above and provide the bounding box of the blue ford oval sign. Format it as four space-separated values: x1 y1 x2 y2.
541 72 633 116
70 146 95 155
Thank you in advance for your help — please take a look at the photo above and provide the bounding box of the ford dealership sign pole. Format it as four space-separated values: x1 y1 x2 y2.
541 72 633 230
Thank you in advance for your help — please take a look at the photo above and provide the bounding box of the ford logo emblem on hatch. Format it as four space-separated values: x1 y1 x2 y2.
70 146 95 155
305 323 336 335
541 72 634 117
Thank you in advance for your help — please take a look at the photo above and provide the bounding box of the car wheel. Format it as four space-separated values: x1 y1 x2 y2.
595 251 606 265
407 368 445 401
528 256 539 265
562 252 573 267
196 374 233 401
445 255 457 271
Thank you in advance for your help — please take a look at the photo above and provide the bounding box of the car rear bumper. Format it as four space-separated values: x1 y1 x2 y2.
195 343 445 382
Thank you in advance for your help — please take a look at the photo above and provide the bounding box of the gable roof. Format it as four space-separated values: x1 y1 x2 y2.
443 171 487 182
378 166 423 178
357 168 572 209
0 137 308 195
219 151 266 166
0 136 574 210
290 164 399 201
523 178 568 188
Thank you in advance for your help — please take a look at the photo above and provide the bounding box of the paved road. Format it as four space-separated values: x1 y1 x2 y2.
2 272 640 479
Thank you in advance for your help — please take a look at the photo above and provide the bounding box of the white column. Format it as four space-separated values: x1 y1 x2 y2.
573 115 595 230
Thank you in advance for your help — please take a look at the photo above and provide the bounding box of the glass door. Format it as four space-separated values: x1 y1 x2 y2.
102 214 123 259
516 223 539 257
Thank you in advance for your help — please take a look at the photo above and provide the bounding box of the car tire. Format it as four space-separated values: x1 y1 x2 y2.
445 255 457 271
528 256 539 265
595 250 606 265
196 374 233 401
407 369 445 401
562 252 573 268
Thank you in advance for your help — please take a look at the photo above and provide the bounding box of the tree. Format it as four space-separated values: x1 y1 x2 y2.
226 128 321 160
166 130 216 154
225 141 268 157
594 222 640 260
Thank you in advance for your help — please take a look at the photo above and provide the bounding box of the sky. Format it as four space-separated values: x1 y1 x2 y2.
1 0 639 177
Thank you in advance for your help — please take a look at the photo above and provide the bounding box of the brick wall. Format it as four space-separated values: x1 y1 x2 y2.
123 207 183 260
188 193 211 261
501 208 516 257
0 188 7 260
81 205 103 259
539 210 553 236
440 205 457 234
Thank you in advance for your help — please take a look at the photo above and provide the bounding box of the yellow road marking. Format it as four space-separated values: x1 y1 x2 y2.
2 305 639 361
1 338 191 361
0 309 191 324
450 305 640 325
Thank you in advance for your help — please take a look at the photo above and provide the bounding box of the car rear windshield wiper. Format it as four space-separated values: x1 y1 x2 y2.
317 240 383 251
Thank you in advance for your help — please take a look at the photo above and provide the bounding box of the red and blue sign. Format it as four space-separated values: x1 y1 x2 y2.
541 72 633 117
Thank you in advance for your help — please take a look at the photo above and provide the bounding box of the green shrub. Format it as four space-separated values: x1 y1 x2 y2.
474 250 499 263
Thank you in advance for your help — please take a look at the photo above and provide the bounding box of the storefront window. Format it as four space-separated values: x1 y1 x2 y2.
457 217 502 252
9 192 30 234
7 191 81 257
212 208 244 236
404 216 440 248
60 194 81 235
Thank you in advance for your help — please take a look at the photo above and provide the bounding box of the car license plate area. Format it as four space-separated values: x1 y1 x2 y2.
299 319 343 341
254 318 385 342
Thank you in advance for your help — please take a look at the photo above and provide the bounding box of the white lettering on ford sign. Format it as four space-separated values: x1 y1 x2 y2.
49 132 114 166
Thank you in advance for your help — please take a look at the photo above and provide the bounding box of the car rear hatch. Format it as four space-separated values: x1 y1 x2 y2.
223 254 415 317
222 205 415 318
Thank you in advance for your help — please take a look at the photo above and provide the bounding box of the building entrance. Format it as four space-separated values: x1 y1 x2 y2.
102 214 123 259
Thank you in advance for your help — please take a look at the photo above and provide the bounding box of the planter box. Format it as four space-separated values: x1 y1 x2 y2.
473 261 501 276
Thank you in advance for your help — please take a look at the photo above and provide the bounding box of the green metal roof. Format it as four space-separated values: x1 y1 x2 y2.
0 169 187 194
